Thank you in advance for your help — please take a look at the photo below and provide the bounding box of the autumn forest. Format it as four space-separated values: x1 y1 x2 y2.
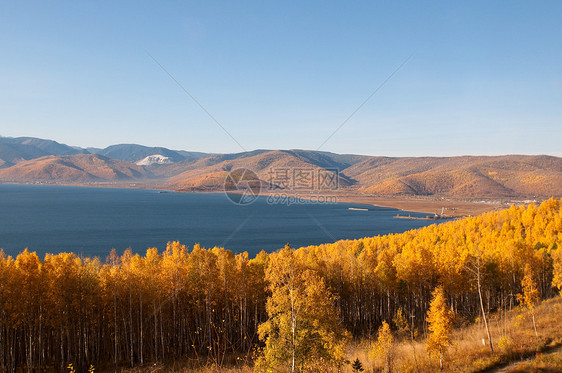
1 199 562 372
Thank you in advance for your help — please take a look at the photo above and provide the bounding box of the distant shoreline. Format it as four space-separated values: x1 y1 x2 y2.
256 191 502 217
0 181 520 217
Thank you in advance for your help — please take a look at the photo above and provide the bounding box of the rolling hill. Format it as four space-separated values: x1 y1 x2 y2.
0 136 87 167
89 144 208 163
0 137 209 166
345 155 562 197
0 154 148 183
1 136 561 198
166 150 353 191
166 152 562 197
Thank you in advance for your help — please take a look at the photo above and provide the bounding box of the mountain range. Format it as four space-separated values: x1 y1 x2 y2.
1 136 561 198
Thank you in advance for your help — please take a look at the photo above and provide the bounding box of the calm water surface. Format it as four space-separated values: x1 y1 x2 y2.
0 184 441 258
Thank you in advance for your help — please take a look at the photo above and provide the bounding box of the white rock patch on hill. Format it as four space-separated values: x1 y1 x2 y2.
136 154 173 166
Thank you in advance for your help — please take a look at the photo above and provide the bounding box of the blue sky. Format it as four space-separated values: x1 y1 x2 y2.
1 1 560 156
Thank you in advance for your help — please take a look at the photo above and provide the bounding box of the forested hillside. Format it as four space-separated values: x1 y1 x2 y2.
0 199 561 371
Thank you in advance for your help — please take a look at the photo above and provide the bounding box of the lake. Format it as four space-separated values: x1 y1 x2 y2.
0 184 441 259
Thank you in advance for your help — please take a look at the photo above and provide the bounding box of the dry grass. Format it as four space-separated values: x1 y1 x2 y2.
503 348 562 372
107 296 562 372
347 295 562 373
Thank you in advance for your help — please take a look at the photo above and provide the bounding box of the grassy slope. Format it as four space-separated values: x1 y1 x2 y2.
165 153 562 197
500 347 562 373
345 155 562 197
0 154 148 182
112 295 562 372
351 295 562 373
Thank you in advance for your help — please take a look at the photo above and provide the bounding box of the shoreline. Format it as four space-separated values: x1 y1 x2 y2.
316 194 502 217
1 181 516 217
256 190 505 217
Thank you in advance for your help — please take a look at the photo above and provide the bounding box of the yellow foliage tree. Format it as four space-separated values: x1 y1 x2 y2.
1 198 562 370
392 308 410 340
370 321 393 372
517 263 540 336
552 248 562 295
255 245 350 373
426 286 454 370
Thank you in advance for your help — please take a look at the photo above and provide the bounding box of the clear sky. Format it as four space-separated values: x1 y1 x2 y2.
1 1 560 156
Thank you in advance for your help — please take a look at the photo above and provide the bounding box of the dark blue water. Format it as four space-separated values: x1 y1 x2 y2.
0 184 440 258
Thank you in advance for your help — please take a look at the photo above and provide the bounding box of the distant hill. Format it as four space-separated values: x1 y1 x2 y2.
1 136 561 198
0 154 148 183
142 150 273 179
167 150 352 191
166 152 562 198
0 143 48 168
344 155 562 197
0 137 209 166
284 149 371 170
136 154 174 166
0 136 87 156
0 136 87 167
90 144 208 163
